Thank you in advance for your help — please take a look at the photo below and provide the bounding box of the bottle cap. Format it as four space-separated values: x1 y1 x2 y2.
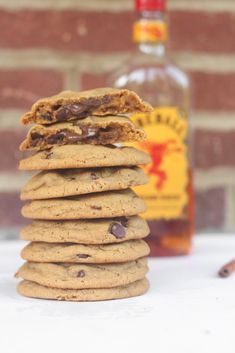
135 0 166 11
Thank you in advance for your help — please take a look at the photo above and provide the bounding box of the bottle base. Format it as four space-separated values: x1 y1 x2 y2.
147 219 193 257
147 237 193 257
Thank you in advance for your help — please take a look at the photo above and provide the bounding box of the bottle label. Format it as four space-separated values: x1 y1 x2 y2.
130 107 189 220
133 20 168 43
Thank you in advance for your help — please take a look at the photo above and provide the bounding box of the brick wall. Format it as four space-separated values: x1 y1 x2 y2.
0 0 235 237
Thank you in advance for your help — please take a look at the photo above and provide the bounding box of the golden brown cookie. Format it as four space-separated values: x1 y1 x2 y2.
20 116 146 151
21 240 150 263
15 258 148 289
21 189 147 220
20 216 150 244
21 88 152 125
17 278 149 301
20 167 148 200
19 145 151 171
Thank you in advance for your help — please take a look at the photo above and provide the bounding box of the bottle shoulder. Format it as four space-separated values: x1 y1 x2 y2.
108 55 190 108
109 59 189 89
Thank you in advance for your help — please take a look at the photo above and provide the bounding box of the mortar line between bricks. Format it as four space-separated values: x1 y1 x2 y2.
0 50 129 72
0 109 25 128
63 68 79 91
191 114 235 130
1 50 235 73
0 173 29 191
224 186 235 232
195 168 235 190
0 0 235 12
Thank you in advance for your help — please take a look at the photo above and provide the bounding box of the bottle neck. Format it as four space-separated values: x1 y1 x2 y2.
138 42 167 57
133 10 168 59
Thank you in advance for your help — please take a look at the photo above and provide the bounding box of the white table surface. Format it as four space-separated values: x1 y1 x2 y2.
0 235 234 353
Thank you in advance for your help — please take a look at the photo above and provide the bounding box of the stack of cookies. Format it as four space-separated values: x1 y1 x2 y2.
16 88 152 301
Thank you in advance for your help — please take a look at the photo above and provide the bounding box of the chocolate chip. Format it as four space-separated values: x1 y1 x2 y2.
118 217 129 228
47 131 66 144
90 172 99 180
101 95 112 105
85 96 111 106
31 132 43 140
87 127 99 137
31 132 44 147
77 270 85 278
45 151 53 159
77 254 91 259
53 96 112 122
79 125 99 139
67 104 87 115
85 98 102 107
56 107 70 120
41 113 53 121
75 111 89 119
109 222 126 239
63 130 83 143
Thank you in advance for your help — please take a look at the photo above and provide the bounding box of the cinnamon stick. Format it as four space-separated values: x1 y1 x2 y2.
218 259 235 278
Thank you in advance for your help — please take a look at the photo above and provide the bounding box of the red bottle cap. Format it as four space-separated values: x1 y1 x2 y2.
135 0 166 11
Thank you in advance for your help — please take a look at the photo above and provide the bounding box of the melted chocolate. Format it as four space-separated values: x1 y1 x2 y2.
31 132 44 147
31 125 119 148
41 113 53 121
54 96 112 121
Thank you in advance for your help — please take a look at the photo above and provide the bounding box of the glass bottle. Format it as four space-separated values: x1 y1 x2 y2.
108 0 194 256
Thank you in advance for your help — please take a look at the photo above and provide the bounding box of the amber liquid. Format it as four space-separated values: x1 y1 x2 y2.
147 169 194 256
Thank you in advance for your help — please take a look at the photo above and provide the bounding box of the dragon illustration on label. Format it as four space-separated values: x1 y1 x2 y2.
130 107 189 219
141 139 183 191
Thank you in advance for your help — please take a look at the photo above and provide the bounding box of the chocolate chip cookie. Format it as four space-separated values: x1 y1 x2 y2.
21 167 148 200
20 216 149 244
19 145 151 171
21 239 150 263
15 258 148 289
17 278 149 301
21 189 147 220
20 116 146 151
21 88 152 125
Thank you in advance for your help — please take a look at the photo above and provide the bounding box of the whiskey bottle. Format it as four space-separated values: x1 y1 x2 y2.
108 0 194 256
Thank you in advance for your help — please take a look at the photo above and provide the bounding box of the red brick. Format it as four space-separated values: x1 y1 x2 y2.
170 11 235 53
0 192 27 227
81 73 108 90
195 188 225 230
0 70 63 109
193 130 235 169
0 130 25 172
190 71 235 111
0 9 234 53
82 72 235 111
0 9 133 52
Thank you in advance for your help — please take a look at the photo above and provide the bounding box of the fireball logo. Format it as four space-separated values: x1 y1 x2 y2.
141 139 182 191
140 24 164 39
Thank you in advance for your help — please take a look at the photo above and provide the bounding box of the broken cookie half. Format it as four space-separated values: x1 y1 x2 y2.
19 115 146 151
21 87 152 125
